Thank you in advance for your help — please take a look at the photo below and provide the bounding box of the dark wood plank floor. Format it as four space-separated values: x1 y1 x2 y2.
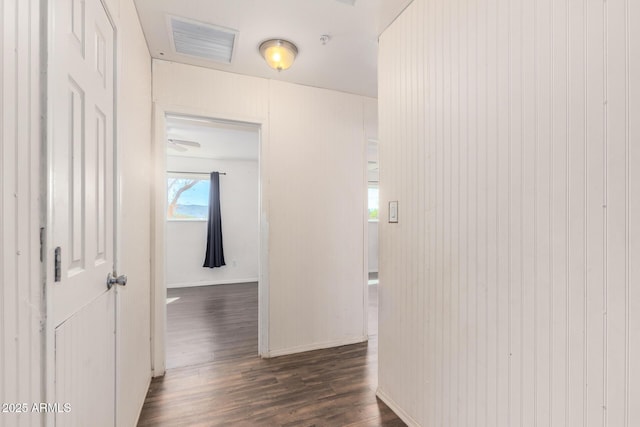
138 283 404 426
165 283 258 369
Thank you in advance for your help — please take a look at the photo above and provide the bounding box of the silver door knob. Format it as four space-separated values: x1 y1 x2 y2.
107 272 127 289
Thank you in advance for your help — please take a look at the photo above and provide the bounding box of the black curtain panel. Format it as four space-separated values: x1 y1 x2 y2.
203 172 226 268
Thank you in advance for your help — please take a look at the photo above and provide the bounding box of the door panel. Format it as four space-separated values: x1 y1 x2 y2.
52 0 115 326
55 291 115 427
50 0 116 424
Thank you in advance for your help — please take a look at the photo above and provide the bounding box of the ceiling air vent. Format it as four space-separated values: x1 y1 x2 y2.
169 16 237 64
336 0 357 5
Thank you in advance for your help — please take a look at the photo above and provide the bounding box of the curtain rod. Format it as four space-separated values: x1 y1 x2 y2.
167 170 227 175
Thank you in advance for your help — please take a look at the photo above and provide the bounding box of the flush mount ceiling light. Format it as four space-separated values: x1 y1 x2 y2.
259 39 298 72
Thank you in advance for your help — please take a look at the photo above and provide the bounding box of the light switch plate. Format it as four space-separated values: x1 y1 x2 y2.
389 201 398 223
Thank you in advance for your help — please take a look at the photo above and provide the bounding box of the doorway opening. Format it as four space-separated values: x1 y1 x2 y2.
366 139 379 338
162 113 261 370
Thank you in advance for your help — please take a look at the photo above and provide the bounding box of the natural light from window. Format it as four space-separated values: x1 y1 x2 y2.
368 186 379 220
167 174 210 220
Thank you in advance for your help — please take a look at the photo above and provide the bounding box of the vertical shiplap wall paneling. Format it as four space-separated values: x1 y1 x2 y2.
0 0 42 426
605 0 629 424
456 0 468 422
378 5 396 418
1 0 13 420
416 0 428 422
377 15 389 414
496 0 511 423
535 0 552 422
476 0 489 421
605 0 628 426
629 0 640 422
508 0 522 423
377 0 639 425
567 0 588 423
521 0 537 423
485 0 498 418
551 0 569 423
1 0 12 421
585 0 606 422
426 0 437 422
464 0 478 422
377 4 425 425
407 3 415 413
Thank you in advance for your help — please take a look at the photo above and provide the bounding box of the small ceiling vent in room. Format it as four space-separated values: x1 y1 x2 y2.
335 0 357 5
169 16 237 64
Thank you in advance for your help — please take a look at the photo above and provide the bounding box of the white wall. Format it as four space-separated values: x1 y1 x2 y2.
377 1 640 426
153 60 375 357
166 156 259 287
267 80 367 354
0 1 43 425
114 1 153 426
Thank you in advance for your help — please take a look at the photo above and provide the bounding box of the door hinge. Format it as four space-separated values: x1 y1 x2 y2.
39 227 45 262
54 247 61 282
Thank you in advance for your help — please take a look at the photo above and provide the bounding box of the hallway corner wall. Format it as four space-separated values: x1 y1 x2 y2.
378 0 640 425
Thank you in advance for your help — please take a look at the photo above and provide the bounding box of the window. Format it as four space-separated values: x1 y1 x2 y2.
368 185 379 220
167 174 210 220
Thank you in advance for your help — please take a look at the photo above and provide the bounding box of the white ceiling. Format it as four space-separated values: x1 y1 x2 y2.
133 0 413 98
166 115 259 160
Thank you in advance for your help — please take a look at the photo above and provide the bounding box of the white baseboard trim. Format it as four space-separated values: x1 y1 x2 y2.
167 278 259 289
264 335 368 358
376 387 421 427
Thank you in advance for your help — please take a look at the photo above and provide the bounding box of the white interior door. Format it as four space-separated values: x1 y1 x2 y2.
50 0 117 425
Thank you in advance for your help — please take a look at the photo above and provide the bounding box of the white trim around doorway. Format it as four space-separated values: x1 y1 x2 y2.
150 104 270 376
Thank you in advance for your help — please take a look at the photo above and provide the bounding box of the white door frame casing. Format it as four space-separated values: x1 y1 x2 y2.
362 138 370 340
1 0 45 423
150 103 270 375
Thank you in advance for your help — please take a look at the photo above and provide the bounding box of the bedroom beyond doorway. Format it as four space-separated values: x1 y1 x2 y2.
163 114 260 369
